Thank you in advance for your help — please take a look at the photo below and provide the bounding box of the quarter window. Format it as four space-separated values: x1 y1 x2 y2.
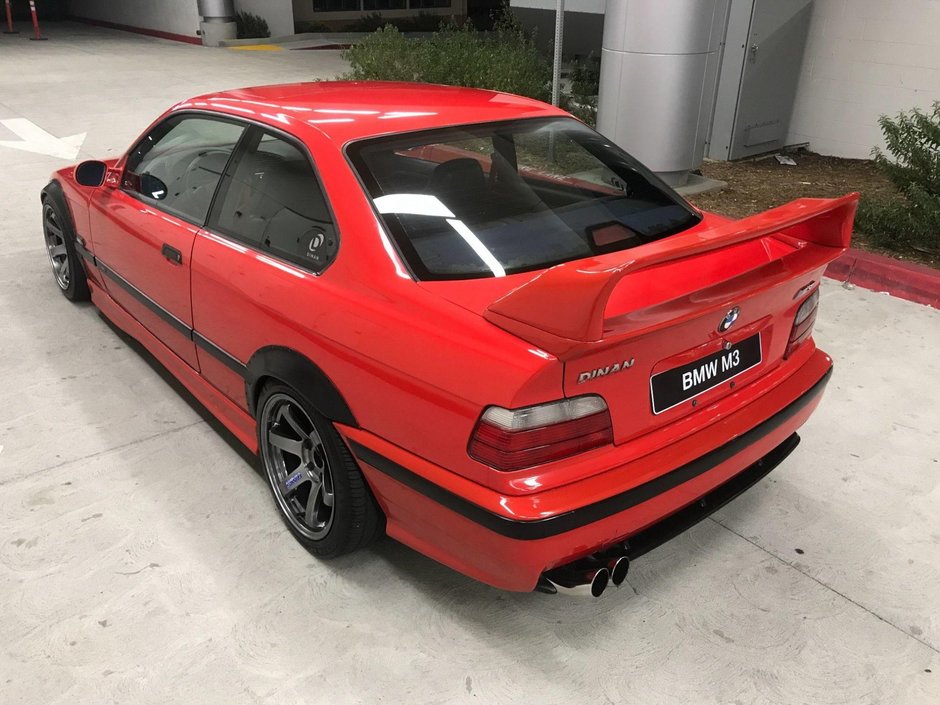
211 130 338 272
124 116 244 224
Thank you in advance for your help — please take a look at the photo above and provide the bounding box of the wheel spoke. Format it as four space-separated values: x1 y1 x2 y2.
305 483 323 524
279 404 307 438
268 429 303 458
49 243 67 258
320 479 334 508
44 217 62 238
56 257 70 279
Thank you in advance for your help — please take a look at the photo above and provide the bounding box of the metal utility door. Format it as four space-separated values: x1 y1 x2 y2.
728 0 813 159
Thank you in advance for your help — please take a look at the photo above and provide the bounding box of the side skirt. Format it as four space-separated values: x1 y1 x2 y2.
89 281 259 452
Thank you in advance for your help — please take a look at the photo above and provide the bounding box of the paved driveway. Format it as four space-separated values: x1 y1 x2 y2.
1 22 938 705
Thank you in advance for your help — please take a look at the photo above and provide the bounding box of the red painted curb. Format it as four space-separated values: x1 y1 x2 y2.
825 248 940 309
291 44 353 51
69 16 202 45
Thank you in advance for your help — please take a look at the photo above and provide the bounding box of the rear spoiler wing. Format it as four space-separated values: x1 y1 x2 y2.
484 194 859 356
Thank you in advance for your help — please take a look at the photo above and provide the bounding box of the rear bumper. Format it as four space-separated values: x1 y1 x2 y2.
342 350 833 591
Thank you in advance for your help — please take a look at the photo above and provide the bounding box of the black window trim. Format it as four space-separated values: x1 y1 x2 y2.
121 111 249 229
120 109 342 277
343 116 702 283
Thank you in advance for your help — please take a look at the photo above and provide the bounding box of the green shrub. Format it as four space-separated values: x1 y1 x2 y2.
341 25 421 82
236 11 271 39
855 102 940 255
343 12 389 33
395 12 448 33
563 53 600 126
343 8 550 102
570 53 600 98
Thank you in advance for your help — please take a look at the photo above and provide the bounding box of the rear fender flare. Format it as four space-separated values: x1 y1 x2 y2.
245 346 357 427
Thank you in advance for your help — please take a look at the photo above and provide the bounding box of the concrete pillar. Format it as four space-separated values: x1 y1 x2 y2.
596 0 729 186
198 0 237 46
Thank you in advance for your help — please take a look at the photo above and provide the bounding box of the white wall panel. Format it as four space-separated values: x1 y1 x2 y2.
68 0 202 39
511 0 605 13
787 0 940 158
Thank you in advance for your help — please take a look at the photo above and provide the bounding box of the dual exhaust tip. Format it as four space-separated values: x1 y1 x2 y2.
538 550 631 598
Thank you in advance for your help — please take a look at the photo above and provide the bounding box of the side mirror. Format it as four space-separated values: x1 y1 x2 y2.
75 160 107 187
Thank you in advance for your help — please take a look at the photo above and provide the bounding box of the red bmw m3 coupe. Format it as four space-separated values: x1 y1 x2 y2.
41 82 856 596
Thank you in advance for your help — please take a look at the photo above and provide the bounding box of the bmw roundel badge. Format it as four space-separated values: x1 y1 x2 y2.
718 307 740 332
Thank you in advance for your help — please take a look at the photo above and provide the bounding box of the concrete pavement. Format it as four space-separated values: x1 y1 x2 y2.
1 23 938 705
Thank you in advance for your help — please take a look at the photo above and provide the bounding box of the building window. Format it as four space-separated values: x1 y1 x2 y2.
311 0 452 10
312 0 360 11
362 0 407 9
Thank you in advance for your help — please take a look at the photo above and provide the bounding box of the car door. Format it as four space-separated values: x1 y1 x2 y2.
190 126 340 407
89 114 246 368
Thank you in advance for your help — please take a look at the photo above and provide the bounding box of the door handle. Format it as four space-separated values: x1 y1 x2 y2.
161 243 182 265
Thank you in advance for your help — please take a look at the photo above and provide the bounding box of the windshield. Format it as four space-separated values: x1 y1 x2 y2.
347 118 702 281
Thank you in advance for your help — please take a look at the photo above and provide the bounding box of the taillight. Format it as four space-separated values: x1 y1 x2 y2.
785 287 820 358
468 396 613 472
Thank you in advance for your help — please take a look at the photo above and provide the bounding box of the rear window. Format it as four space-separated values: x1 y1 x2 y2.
347 117 701 281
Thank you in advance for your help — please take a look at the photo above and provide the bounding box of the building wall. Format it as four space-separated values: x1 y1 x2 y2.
67 0 202 39
511 0 603 12
512 0 940 160
236 0 295 37
510 7 604 57
786 0 940 159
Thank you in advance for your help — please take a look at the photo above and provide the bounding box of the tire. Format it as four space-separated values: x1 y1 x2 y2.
41 194 90 302
256 382 384 558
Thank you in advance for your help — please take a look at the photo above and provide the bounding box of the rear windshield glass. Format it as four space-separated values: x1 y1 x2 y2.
347 118 701 281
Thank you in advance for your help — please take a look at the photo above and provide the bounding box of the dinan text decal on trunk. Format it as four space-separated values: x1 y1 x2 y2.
577 358 635 384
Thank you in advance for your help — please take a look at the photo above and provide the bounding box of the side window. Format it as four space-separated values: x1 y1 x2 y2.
124 116 245 224
211 130 338 272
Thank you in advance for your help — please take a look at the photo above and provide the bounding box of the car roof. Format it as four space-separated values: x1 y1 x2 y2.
175 81 569 145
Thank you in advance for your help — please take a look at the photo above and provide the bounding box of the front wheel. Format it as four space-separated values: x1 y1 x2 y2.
42 198 89 302
257 383 383 558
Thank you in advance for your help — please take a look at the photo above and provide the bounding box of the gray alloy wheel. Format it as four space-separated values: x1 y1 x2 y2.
43 202 71 291
260 392 336 540
40 194 89 302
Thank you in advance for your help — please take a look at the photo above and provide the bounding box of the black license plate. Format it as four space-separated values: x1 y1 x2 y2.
650 333 762 415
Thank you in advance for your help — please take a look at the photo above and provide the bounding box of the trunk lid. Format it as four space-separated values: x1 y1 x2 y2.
422 195 858 443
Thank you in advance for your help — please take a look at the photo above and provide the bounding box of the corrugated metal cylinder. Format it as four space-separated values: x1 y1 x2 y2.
197 0 235 21
596 0 729 185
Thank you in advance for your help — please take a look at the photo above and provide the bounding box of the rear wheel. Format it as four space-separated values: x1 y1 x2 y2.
42 198 89 302
257 383 383 558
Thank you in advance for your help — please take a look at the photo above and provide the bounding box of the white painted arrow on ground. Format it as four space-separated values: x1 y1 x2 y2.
0 118 86 160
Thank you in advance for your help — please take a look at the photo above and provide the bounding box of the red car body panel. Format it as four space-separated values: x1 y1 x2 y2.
91 188 201 367
46 82 856 592
343 346 830 591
